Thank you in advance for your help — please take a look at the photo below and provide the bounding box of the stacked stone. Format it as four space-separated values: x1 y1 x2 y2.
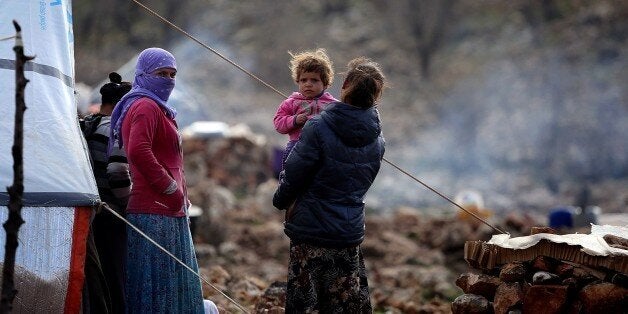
452 249 627 313
183 135 273 197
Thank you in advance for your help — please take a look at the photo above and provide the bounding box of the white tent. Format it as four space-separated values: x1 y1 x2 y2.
0 1 98 312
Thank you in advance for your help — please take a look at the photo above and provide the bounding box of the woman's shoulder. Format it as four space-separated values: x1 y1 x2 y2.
134 97 159 107
129 97 161 114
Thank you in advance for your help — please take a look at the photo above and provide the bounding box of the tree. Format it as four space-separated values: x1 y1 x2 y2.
407 0 457 79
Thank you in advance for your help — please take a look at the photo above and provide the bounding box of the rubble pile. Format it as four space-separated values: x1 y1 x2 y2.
183 128 273 201
452 227 628 313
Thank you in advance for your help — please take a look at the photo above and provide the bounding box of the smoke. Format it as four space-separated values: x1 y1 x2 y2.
369 49 627 213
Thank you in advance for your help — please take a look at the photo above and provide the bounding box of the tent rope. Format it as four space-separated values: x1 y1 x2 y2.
101 203 251 314
130 0 507 235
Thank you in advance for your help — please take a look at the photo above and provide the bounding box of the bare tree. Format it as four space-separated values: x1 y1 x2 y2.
407 0 457 79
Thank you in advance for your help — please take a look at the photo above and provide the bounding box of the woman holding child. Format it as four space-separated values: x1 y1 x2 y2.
274 56 387 313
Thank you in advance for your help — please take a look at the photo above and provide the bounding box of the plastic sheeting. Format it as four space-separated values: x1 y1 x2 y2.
488 224 628 257
0 206 91 313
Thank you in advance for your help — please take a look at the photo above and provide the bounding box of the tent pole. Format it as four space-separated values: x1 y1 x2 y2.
0 20 34 313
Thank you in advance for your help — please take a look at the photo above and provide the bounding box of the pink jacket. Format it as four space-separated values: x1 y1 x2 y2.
122 98 187 217
273 91 338 141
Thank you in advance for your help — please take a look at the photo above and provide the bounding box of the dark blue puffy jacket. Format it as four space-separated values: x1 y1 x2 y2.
273 101 385 248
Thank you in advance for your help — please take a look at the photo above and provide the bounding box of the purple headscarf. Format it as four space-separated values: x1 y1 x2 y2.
109 47 178 154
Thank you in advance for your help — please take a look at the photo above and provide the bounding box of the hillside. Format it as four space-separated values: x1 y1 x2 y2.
73 0 628 213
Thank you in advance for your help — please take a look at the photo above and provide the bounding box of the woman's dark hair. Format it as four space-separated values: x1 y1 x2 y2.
341 57 386 108
100 72 132 105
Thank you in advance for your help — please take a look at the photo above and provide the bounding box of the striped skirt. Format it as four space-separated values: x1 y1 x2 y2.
125 214 204 314
286 242 372 313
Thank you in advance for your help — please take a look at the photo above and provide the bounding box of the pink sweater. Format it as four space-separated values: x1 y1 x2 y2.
122 98 187 217
273 91 338 141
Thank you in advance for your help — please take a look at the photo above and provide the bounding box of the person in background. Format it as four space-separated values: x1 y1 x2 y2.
273 48 338 179
109 47 205 313
81 71 132 314
273 57 387 313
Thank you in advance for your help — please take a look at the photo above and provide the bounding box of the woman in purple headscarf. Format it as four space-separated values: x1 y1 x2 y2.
109 47 204 313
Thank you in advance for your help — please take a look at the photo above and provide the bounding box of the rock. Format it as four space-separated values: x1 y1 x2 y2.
254 281 287 313
606 272 628 288
456 272 503 300
231 276 265 304
522 285 568 314
386 288 418 309
578 282 628 313
499 263 526 283
206 265 231 287
393 206 423 224
554 262 574 278
532 271 560 285
493 282 523 314
451 293 492 314
561 277 579 293
531 256 558 272
571 265 604 284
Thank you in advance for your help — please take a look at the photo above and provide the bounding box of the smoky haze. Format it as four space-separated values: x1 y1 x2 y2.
369 47 627 213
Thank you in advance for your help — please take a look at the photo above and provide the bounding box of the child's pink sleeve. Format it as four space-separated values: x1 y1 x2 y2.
273 99 297 134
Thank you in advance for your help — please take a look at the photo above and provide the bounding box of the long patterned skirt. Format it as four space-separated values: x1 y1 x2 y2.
286 242 372 313
125 214 204 314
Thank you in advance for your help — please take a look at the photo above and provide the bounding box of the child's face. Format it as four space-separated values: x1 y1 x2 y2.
297 71 326 99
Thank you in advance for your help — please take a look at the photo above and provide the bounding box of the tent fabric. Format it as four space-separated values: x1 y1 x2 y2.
1 1 99 313
0 0 98 206
0 206 91 313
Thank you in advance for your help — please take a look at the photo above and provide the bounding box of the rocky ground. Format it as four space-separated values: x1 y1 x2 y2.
182 132 557 313
193 200 532 313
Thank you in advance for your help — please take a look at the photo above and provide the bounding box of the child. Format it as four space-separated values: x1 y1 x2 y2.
273 48 338 175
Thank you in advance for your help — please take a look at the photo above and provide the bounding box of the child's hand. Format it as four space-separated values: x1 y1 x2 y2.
295 113 308 126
